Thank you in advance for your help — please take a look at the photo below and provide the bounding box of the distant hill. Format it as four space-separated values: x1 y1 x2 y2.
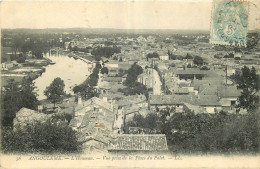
1 28 210 35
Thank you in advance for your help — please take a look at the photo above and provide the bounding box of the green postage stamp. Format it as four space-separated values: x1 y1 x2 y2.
210 0 249 47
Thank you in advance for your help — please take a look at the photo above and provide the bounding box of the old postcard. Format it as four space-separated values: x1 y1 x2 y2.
0 0 260 168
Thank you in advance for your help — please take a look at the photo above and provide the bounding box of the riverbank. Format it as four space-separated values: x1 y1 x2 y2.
34 53 92 100
1 57 53 88
67 51 95 63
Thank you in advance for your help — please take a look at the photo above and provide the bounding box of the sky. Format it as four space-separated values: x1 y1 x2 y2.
0 0 259 30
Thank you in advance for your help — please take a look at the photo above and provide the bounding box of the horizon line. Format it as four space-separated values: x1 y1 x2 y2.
1 27 209 31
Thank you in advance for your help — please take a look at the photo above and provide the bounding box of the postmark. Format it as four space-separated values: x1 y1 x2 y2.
210 0 249 47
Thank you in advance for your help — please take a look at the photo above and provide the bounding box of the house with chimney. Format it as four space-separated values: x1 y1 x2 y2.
217 86 241 112
149 94 196 113
175 68 207 80
69 97 127 151
197 95 222 113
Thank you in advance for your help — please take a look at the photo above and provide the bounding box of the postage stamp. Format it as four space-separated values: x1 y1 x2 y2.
210 0 249 47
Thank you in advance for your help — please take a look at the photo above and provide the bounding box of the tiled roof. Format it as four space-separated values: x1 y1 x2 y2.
108 134 168 151
76 109 115 135
176 68 207 75
197 95 221 106
116 95 147 107
106 60 119 64
184 103 208 114
99 93 124 100
174 88 189 94
191 79 223 90
75 97 113 112
150 95 195 105
118 63 131 70
199 85 218 95
217 86 241 98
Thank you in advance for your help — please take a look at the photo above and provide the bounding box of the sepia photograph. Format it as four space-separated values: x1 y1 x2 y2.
0 0 260 168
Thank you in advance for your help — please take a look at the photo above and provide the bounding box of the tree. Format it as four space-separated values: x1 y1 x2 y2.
146 52 159 61
185 53 193 59
80 85 99 100
72 46 79 52
124 63 143 86
118 82 148 99
12 36 23 57
1 120 81 153
234 66 260 111
144 113 158 129
101 67 109 74
32 46 43 59
113 56 118 60
133 114 145 127
20 77 39 110
91 46 121 58
1 79 22 127
118 68 125 77
96 63 102 69
246 33 260 50
1 78 39 127
193 56 203 66
95 55 101 62
73 64 100 100
44 78 65 109
168 50 177 60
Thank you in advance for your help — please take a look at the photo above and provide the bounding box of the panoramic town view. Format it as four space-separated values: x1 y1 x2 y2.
0 1 259 159
1 28 259 154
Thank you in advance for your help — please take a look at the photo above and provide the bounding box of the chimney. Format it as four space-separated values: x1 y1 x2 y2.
78 95 82 105
38 105 43 113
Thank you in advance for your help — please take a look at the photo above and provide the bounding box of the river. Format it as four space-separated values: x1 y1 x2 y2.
34 53 91 100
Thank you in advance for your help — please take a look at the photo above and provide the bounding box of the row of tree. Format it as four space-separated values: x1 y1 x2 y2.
119 63 149 99
91 46 121 58
167 50 204 66
73 63 100 100
126 107 259 153
68 45 90 53
163 110 259 153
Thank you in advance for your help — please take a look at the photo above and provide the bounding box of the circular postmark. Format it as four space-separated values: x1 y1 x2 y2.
213 1 248 46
